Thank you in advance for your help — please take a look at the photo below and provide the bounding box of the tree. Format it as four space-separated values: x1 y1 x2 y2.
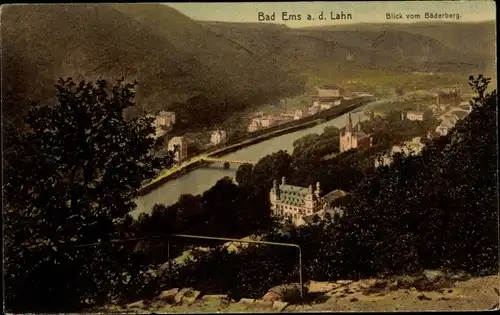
4 77 174 312
235 163 254 187
252 150 294 191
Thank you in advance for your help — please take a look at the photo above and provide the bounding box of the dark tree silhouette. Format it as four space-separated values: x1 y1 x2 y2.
4 78 174 312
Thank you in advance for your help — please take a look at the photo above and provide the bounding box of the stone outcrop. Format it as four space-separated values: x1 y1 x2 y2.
262 283 308 303
182 289 201 303
158 288 179 304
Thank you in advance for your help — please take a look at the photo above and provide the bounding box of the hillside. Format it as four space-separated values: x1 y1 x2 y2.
302 22 496 72
1 4 303 127
2 4 495 129
202 21 493 74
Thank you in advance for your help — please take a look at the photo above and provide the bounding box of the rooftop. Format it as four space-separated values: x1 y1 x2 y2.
354 130 370 139
277 184 312 206
318 85 342 90
322 190 347 203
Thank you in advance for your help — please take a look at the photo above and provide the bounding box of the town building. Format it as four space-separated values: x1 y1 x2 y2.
247 115 278 132
154 111 176 129
428 104 447 114
248 119 261 133
374 137 425 168
210 129 227 145
437 89 460 106
320 102 333 110
339 113 372 153
270 177 323 225
259 116 276 128
167 136 188 162
435 116 458 136
405 110 425 121
308 105 319 115
294 109 304 120
317 85 344 98
280 112 295 119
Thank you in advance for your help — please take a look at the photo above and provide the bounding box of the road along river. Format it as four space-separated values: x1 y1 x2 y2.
131 106 371 218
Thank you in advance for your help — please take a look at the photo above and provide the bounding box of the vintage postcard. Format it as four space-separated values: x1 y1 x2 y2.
2 1 498 313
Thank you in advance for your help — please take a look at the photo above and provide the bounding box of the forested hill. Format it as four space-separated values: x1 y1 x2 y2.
1 4 304 127
201 20 495 75
2 4 495 129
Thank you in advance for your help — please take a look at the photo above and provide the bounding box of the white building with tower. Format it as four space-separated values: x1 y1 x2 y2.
339 113 372 153
270 177 324 226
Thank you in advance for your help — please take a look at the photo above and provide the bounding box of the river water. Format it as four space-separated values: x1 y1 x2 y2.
131 107 369 218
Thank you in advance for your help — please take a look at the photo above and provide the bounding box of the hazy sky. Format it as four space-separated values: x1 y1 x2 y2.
166 1 495 27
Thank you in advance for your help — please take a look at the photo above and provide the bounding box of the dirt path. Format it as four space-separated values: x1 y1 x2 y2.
100 274 499 313
287 275 499 312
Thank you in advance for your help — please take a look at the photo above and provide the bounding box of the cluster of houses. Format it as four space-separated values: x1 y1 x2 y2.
248 85 345 133
374 136 425 168
269 88 474 226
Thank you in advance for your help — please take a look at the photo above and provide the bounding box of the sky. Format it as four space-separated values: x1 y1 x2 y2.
166 1 496 28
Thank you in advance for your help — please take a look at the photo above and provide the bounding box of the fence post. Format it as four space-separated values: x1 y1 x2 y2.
298 246 303 299
167 238 172 287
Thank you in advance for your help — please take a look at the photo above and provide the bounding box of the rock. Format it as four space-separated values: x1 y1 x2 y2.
239 298 256 304
127 300 145 309
450 271 469 281
254 299 274 307
158 288 179 303
337 280 353 285
174 288 191 304
182 289 201 303
263 283 307 303
423 270 444 282
262 291 282 302
272 301 289 311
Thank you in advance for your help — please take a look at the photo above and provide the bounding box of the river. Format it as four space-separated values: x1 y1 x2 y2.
131 106 370 218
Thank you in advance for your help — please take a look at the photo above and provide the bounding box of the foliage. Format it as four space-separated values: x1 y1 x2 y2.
3 78 174 312
292 126 341 159
168 74 498 297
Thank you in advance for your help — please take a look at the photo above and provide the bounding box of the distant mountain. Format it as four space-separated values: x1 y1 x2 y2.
201 21 495 74
1 4 304 127
2 4 495 129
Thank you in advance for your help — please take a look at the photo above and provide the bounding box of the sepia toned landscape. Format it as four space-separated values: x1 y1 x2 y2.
2 2 498 313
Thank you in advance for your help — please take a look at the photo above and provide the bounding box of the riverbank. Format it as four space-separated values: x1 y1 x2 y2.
137 97 372 196
132 101 372 217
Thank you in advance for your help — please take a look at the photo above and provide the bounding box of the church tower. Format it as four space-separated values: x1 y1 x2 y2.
346 112 353 134
340 112 354 153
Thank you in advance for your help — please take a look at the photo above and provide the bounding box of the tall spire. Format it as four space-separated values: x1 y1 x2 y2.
346 112 353 133
358 116 362 132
